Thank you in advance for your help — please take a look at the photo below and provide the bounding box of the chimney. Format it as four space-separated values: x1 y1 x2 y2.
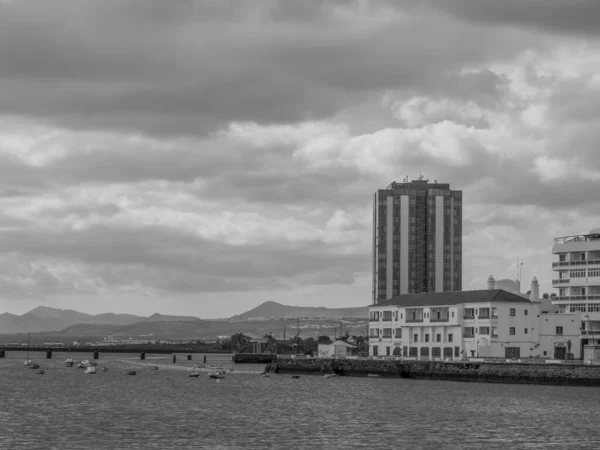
487 275 495 290
530 277 540 303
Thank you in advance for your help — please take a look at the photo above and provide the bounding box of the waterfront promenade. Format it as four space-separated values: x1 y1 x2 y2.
274 357 600 386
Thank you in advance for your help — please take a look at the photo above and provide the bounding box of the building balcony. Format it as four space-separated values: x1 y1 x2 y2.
478 315 490 319
491 315 498 319
463 334 475 338
555 295 600 301
581 330 600 336
491 334 499 338
552 279 570 285
430 318 449 323
405 319 424 323
552 260 600 268
382 318 393 322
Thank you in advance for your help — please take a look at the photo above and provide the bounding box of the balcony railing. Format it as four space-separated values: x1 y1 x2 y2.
463 334 475 338
554 235 600 245
463 315 475 320
491 334 499 338
478 315 490 319
405 319 424 323
430 318 449 322
491 315 498 319
581 330 600 336
555 295 600 301
552 260 600 267
552 279 570 284
382 318 393 322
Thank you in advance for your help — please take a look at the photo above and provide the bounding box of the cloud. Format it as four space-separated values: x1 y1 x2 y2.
0 1 599 316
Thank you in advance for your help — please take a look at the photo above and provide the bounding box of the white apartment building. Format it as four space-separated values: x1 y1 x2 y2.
552 228 600 354
369 289 539 360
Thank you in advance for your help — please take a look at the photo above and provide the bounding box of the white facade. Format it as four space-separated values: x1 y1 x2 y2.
318 340 357 358
368 290 540 360
552 229 600 352
538 312 582 359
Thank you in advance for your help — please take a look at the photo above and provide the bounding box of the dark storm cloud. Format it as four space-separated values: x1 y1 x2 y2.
0 0 544 137
0 223 369 295
429 0 600 37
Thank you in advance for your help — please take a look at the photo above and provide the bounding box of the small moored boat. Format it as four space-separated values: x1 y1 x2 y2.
36 369 45 375
84 366 96 374
65 359 74 367
208 370 226 379
188 371 201 378
324 374 339 379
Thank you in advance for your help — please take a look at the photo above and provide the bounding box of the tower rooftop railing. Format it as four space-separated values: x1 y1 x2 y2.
554 234 600 245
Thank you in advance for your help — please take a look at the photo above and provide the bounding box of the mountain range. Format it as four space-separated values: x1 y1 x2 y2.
0 302 368 336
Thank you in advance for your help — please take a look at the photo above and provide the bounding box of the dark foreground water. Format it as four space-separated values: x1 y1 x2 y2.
1 352 600 449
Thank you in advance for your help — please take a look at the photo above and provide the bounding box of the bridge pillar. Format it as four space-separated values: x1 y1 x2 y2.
140 352 146 360
93 351 99 360
46 350 52 359
0 350 5 358
187 354 192 361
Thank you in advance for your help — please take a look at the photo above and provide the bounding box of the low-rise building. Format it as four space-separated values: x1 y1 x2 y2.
318 339 358 358
369 289 540 360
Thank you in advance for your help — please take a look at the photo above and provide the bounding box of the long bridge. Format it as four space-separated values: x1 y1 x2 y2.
0 345 231 361
0 345 275 363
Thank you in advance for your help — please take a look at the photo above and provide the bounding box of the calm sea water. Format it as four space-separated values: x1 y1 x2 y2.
1 352 600 449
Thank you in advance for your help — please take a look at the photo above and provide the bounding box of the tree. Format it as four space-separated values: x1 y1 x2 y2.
230 333 252 353
318 335 332 345
302 337 317 355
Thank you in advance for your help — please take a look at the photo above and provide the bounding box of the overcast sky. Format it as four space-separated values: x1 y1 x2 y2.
1 0 599 318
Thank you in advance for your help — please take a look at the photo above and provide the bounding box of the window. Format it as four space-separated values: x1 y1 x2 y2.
425 334 430 342
524 310 528 316
479 327 490 335
509 327 516 335
570 269 586 278
452 311 454 318
559 254 566 262
463 327 474 337
556 326 563 335
589 268 600 278
464 308 474 318
524 328 528 334
510 308 515 316
386 346 391 356
448 333 453 342
413 334 418 343
505 347 520 358
436 334 441 342
372 346 378 356
395 328 402 338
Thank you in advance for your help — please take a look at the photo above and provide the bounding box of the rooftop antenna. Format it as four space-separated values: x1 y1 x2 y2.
516 257 524 287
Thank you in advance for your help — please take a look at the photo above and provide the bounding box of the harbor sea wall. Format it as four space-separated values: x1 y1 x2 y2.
273 358 600 386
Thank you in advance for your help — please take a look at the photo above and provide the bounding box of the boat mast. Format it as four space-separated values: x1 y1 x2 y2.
296 317 300 356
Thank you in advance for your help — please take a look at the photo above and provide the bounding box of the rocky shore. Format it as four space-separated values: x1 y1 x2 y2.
273 358 600 387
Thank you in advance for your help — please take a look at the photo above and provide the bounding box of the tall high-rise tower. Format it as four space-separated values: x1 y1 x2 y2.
372 177 462 304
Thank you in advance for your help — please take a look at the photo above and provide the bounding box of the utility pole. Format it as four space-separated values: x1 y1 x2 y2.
296 317 300 356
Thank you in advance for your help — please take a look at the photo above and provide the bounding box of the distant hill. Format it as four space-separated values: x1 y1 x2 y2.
231 301 368 320
0 306 202 334
144 313 201 322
